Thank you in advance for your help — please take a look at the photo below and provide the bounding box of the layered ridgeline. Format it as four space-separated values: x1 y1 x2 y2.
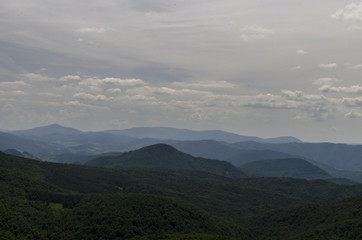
86 144 247 178
2 149 362 239
242 158 331 180
2 124 362 177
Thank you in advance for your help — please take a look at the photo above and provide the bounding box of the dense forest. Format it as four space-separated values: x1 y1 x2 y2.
1 147 362 239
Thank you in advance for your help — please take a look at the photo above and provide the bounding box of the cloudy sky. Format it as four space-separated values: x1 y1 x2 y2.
1 0 362 143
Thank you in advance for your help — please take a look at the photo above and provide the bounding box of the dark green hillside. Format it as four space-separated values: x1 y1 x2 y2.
3 150 362 239
86 144 247 178
249 193 362 239
0 152 238 239
242 158 331 179
62 194 236 239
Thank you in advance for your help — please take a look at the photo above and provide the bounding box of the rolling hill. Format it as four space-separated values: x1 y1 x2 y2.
86 144 247 178
242 158 331 179
2 150 362 239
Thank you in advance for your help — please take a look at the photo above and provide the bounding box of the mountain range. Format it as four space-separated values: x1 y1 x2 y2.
2 123 362 182
1 148 362 239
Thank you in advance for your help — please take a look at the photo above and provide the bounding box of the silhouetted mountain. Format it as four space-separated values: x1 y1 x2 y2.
232 141 362 171
0 131 59 158
227 149 295 167
105 127 302 143
105 127 192 139
172 140 240 160
86 144 247 178
11 123 82 137
242 158 331 179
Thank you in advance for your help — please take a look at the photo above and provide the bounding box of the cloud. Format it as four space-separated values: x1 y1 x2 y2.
63 100 110 110
172 80 235 89
101 78 146 86
0 81 30 88
73 92 112 101
319 85 362 94
244 90 340 121
347 25 362 30
319 63 337 69
107 88 122 93
345 110 362 118
59 75 81 81
21 73 55 82
245 93 298 109
343 97 362 107
296 49 307 55
290 66 301 70
350 63 362 69
76 27 113 33
313 77 342 85
332 2 362 22
12 90 27 95
240 25 274 41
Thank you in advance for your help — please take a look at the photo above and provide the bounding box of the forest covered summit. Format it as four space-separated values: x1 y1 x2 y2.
86 143 247 178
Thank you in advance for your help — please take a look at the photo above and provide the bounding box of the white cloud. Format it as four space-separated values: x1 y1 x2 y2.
240 25 274 41
318 63 337 69
107 88 122 93
0 81 30 88
319 85 362 94
63 100 110 110
172 80 235 89
73 92 112 101
21 73 55 82
12 90 27 95
290 66 302 70
38 92 62 97
76 27 113 33
345 110 362 118
296 49 307 55
313 77 342 85
59 75 81 81
101 78 146 86
332 2 362 22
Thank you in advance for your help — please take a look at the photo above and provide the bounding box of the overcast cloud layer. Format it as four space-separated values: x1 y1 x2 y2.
1 0 362 143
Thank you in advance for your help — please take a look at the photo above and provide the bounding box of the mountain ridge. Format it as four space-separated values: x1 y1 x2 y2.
86 143 247 178
242 158 332 180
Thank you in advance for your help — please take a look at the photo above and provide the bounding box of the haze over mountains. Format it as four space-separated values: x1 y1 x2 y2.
2 123 362 183
3 123 362 239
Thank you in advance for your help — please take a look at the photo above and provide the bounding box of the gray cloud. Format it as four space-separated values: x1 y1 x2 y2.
1 0 362 142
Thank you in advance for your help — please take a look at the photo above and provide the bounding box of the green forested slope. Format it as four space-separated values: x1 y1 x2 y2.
86 144 246 178
248 194 362 239
2 150 362 239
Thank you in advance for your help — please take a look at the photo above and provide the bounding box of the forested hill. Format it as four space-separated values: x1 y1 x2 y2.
86 144 247 178
2 150 362 239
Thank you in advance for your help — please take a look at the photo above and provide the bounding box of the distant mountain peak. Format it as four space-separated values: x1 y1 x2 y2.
11 123 83 137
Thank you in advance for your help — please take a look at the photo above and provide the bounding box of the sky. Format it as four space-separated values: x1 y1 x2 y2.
1 0 362 143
